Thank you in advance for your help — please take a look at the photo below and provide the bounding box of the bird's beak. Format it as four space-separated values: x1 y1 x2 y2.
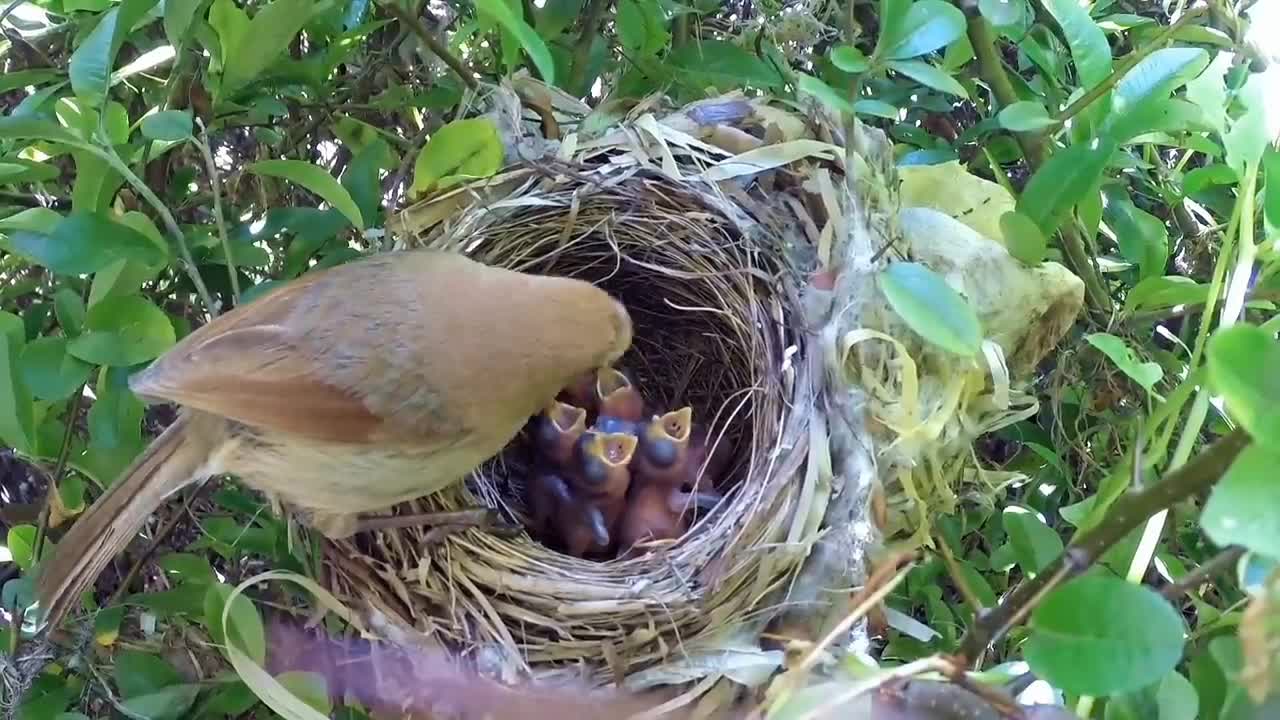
588 432 638 466
595 367 632 399
657 407 693 443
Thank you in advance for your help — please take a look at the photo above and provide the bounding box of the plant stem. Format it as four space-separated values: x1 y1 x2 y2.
957 429 1251 661
568 0 609 93
378 0 477 91
1052 7 1207 129
193 126 240 299
93 147 217 317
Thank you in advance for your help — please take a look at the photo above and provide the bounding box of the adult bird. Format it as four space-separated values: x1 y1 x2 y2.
35 250 632 627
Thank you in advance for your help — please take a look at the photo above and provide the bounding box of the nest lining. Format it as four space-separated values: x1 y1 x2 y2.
327 168 814 681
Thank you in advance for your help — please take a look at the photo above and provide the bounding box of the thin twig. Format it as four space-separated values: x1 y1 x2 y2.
194 121 241 301
958 429 1251 660
378 0 478 91
31 385 86 564
568 0 610 92
1160 545 1246 601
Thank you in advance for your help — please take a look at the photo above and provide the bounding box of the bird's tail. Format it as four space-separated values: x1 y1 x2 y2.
35 411 223 627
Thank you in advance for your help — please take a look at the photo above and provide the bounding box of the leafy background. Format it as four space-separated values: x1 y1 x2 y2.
1 0 1279 718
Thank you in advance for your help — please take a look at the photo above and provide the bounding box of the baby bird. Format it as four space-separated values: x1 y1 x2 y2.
594 368 645 429
618 483 721 555
534 401 588 467
567 430 638 549
635 407 731 494
558 370 600 416
526 470 609 556
36 249 632 628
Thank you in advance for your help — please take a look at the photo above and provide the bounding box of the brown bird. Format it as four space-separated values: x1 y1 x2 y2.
533 401 588 467
35 250 632 627
558 370 599 415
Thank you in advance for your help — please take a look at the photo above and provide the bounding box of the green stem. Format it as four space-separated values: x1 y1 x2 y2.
94 146 217 316
194 126 241 302
1052 8 1207 129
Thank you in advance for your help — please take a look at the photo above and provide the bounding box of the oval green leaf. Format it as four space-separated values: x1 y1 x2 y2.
887 59 968 98
1025 575 1185 695
879 261 983 356
7 211 168 276
1202 444 1280 559
67 295 176 367
247 159 364 230
997 101 1056 131
140 110 193 141
998 210 1048 264
1085 332 1162 392
411 117 504 198
882 0 966 60
20 337 92 401
830 45 869 73
1207 324 1280 448
0 322 35 453
796 73 855 115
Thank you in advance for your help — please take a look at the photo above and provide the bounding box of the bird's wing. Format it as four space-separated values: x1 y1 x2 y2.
129 271 459 445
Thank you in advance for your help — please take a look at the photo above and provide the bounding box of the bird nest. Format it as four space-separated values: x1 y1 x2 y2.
320 78 1083 694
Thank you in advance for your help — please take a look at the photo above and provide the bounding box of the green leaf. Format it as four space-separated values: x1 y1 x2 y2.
1107 671 1199 720
1185 53 1229 135
0 158 61 184
1017 139 1115 236
7 525 37 571
1003 508 1064 575
119 685 200 720
1202 444 1280 558
0 116 86 146
1224 72 1272 175
475 0 556 85
216 0 318 98
979 0 1027 28
0 326 35 454
115 651 183 698
1112 48 1209 119
204 582 266 665
1025 575 1184 695
246 159 364 230
886 60 968 98
796 73 855 115
87 366 144 450
1041 0 1112 89
879 261 983 356
668 39 782 91
998 210 1047 264
68 295 176 367
140 110 193 142
93 604 125 646
275 671 331 715
880 0 965 60
7 211 168 276
1123 276 1210 315
617 0 668 58
854 99 900 119
20 337 92 401
54 288 87 336
410 118 504 198
997 101 1056 131
830 45 869 73
68 0 161 107
341 139 389 227
1266 148 1280 236
158 553 217 585
164 0 207 47
1207 324 1280 448
1085 332 1162 392
1102 185 1168 281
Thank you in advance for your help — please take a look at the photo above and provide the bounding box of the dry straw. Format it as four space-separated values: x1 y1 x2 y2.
323 75 1083 697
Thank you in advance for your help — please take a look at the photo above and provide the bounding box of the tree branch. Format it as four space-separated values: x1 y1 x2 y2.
958 429 1251 661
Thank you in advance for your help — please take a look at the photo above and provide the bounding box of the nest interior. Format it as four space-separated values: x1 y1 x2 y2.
327 169 816 684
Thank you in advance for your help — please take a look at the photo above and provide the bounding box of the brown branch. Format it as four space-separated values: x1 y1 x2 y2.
1160 544 1246 602
958 429 1251 661
377 0 478 91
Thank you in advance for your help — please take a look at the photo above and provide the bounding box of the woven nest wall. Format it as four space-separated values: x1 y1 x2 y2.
326 149 818 684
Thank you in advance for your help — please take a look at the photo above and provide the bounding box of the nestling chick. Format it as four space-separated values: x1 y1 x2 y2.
526 469 610 556
567 430 638 547
618 482 721 555
558 370 600 415
635 407 731 493
36 250 632 628
595 367 645 423
534 400 588 467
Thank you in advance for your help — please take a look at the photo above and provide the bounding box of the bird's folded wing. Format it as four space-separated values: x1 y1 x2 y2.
129 280 461 446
